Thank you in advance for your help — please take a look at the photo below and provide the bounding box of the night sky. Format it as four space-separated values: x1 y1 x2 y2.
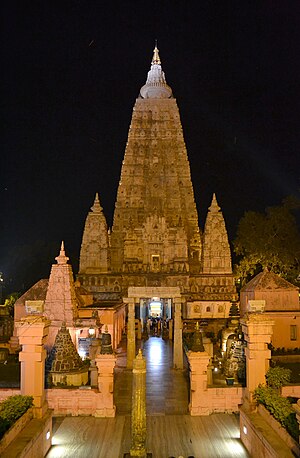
1 2 300 292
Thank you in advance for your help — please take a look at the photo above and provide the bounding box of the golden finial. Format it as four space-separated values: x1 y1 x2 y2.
152 40 161 65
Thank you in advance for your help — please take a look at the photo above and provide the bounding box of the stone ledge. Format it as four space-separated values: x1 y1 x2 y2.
0 407 33 454
240 404 296 458
1 408 52 458
257 404 300 456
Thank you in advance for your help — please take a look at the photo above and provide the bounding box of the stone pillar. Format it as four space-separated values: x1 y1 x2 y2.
137 319 142 340
168 319 173 340
241 314 274 405
173 297 183 369
130 349 147 458
126 298 136 369
187 350 210 415
89 338 101 387
16 316 50 418
95 352 117 417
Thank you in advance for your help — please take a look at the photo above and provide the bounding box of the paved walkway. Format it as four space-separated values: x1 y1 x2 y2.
47 336 249 458
114 336 189 415
47 413 249 458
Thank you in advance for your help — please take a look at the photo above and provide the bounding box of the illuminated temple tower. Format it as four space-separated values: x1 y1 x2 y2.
78 46 237 314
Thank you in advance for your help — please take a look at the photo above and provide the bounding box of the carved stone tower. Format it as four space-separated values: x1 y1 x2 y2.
110 46 201 276
201 194 232 274
78 46 237 309
44 242 78 347
79 193 109 274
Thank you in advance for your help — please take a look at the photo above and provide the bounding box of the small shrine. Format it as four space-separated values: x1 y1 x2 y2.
46 323 89 387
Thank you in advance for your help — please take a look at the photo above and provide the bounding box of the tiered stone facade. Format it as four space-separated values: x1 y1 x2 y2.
77 46 236 312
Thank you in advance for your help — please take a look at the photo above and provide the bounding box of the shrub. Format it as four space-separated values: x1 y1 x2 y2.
0 395 33 425
0 418 10 439
254 385 299 441
266 366 291 389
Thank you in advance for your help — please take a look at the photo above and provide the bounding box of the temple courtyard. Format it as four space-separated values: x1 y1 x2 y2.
46 337 249 458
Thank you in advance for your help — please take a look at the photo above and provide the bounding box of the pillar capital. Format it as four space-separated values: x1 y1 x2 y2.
95 353 117 373
16 316 50 343
124 297 136 305
240 315 275 341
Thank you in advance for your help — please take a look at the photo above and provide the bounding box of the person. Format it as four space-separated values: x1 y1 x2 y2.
147 317 151 334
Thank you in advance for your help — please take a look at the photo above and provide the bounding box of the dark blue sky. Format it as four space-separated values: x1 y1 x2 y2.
1 1 300 291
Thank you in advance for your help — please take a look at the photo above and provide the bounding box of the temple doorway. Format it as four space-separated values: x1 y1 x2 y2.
136 297 172 321
149 299 162 317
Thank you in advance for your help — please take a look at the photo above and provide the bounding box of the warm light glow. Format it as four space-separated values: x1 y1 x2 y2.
51 435 62 446
78 350 86 359
149 341 162 364
88 328 95 336
48 444 68 456
227 439 245 453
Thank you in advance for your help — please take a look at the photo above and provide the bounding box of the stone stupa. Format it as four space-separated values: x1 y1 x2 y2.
46 322 89 387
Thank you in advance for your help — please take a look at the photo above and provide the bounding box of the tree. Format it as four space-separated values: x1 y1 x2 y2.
4 292 20 317
234 197 300 285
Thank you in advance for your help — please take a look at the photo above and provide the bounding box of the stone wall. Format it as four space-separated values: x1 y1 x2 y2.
0 388 20 402
282 384 300 399
207 386 244 413
46 388 115 417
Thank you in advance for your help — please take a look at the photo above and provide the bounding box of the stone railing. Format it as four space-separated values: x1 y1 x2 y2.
186 349 244 415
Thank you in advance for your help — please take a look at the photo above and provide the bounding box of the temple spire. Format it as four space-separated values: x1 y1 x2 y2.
152 44 161 66
139 44 172 99
209 193 220 213
91 192 102 213
55 241 69 265
201 194 232 274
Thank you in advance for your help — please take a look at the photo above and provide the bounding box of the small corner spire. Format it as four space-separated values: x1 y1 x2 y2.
91 192 102 213
55 240 69 265
152 41 161 66
209 193 220 213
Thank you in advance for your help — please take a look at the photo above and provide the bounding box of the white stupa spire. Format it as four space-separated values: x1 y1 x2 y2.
140 43 172 99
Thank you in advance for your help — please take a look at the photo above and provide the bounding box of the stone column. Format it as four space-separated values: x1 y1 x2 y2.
95 353 117 417
137 319 142 340
89 338 101 387
187 350 210 415
168 319 173 340
173 297 183 369
126 298 136 369
240 314 274 405
130 349 147 458
16 316 50 418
